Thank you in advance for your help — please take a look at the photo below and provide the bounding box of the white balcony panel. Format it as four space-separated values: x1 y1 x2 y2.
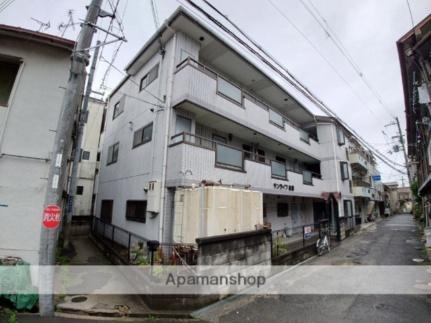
352 186 372 198
167 143 326 198
349 152 368 170
172 64 321 160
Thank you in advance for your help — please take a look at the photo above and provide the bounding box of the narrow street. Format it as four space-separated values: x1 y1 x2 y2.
210 214 431 323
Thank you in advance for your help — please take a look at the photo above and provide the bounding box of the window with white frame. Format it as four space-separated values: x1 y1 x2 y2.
133 123 153 148
139 63 159 91
175 115 192 135
340 161 349 180
337 127 345 145
112 101 123 120
107 142 119 165
343 199 353 217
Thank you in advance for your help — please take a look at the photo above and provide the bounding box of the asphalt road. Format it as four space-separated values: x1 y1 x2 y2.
214 214 431 323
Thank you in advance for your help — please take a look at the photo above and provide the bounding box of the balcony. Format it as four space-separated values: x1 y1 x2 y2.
172 58 320 160
167 133 325 198
352 186 372 199
349 152 368 171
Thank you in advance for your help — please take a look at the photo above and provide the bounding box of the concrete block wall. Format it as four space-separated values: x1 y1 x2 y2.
196 229 271 265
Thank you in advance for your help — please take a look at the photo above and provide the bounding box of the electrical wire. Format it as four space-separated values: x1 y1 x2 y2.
0 0 15 13
300 0 395 118
99 55 165 104
191 0 406 174
266 0 379 118
406 0 415 28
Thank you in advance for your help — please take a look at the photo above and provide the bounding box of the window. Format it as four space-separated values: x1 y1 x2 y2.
81 150 90 160
343 200 353 217
107 142 119 165
271 160 286 179
100 200 113 224
76 186 84 195
133 123 153 148
140 64 159 91
175 115 192 135
216 144 243 170
113 101 123 119
277 203 289 217
97 152 101 162
340 161 349 180
243 144 252 159
257 149 266 163
217 77 242 105
126 200 147 223
212 134 227 144
303 170 313 185
0 60 20 107
299 129 310 144
337 127 345 145
269 109 284 127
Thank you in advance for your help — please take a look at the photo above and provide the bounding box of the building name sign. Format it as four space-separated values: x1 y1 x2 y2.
273 183 294 191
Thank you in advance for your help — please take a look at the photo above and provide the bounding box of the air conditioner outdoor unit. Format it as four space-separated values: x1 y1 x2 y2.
147 181 161 214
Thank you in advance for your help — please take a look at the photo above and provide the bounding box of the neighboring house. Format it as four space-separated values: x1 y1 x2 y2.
95 7 359 247
72 97 105 219
0 25 74 264
384 181 400 213
397 14 431 228
348 137 384 223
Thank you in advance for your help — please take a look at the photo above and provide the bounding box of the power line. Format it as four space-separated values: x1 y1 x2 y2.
0 0 15 13
99 55 165 103
406 0 415 28
266 0 379 118
300 0 395 118
192 0 405 174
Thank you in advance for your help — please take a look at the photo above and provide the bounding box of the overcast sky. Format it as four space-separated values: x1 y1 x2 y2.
1 0 430 185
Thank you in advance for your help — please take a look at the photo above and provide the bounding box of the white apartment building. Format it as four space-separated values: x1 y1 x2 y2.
95 7 356 245
348 137 384 223
72 97 105 219
0 25 74 264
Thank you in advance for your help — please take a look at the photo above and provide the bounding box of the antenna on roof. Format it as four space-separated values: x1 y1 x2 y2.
30 17 50 32
58 9 76 37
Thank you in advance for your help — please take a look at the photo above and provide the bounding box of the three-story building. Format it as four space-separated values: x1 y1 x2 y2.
95 7 356 246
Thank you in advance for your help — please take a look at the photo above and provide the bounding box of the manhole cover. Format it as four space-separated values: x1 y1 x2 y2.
71 296 88 303
412 258 424 263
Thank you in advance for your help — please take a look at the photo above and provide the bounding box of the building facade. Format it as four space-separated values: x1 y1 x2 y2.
0 25 74 264
397 14 431 227
72 97 105 219
95 7 359 246
348 136 384 223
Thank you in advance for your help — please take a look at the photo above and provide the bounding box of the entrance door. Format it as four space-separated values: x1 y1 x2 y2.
313 201 327 224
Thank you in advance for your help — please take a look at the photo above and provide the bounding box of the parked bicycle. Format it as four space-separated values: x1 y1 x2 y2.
316 229 330 256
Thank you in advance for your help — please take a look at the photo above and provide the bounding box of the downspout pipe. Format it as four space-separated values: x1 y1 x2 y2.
158 33 177 243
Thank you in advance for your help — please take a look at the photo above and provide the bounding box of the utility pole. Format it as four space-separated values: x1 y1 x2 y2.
38 0 103 316
395 116 412 187
63 41 101 249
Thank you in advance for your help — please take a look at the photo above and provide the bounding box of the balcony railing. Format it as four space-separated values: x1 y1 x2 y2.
175 57 318 143
170 132 321 183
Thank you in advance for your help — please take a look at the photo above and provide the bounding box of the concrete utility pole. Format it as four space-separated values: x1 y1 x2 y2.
63 41 101 249
38 0 103 316
395 116 412 187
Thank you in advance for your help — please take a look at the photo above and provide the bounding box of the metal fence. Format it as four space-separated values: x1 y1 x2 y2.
92 217 197 265
271 222 323 257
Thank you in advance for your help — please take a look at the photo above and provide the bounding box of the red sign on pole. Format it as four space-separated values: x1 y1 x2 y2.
42 204 61 229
